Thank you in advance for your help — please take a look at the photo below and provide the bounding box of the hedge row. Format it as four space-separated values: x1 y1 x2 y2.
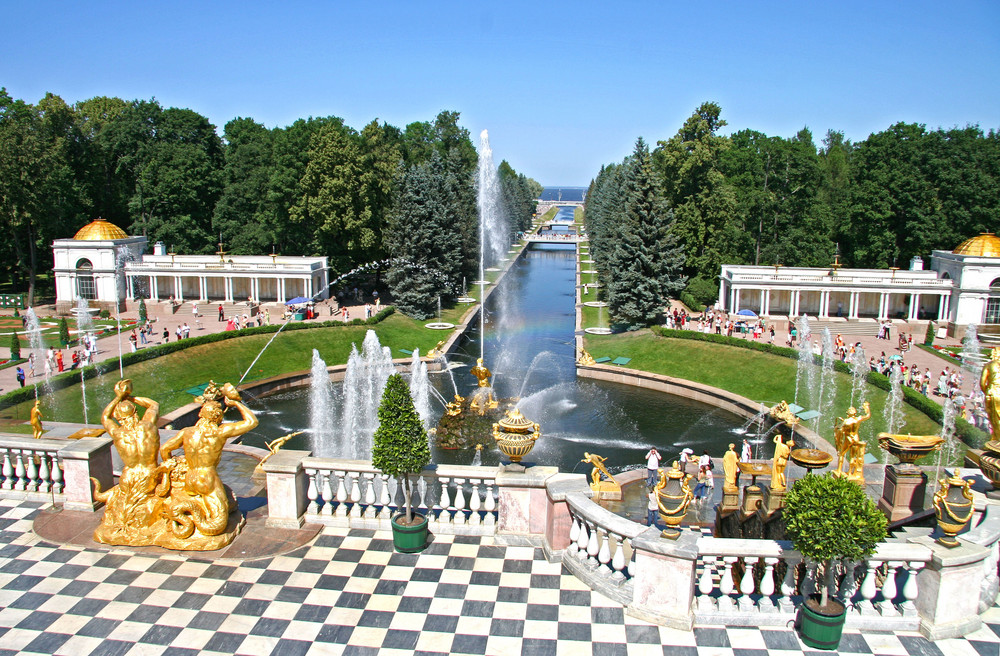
0 307 396 411
649 327 988 448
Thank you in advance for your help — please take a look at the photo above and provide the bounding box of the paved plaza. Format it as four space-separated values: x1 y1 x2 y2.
0 497 995 655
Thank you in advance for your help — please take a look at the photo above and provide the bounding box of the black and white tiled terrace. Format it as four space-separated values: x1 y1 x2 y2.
0 499 997 656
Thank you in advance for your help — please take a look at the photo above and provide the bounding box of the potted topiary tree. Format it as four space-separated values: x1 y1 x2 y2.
9 331 20 361
138 298 148 324
372 372 432 553
784 473 887 650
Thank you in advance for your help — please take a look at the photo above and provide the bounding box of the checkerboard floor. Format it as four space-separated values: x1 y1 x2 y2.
0 500 997 655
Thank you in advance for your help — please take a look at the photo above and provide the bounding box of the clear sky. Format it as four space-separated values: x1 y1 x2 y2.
2 1 997 185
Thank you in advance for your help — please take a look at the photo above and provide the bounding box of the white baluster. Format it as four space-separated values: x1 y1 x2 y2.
25 452 38 492
586 523 600 566
13 452 26 491
451 478 465 525
718 557 737 612
698 557 717 612
439 476 452 526
880 561 901 617
777 555 800 613
901 561 923 616
321 471 334 516
610 533 626 583
483 481 496 527
363 473 377 519
468 479 482 526
37 452 50 493
737 557 756 611
416 475 429 520
758 557 778 611
567 515 580 557
303 469 318 508
49 455 62 494
627 538 636 578
576 520 589 559
378 473 392 521
1 451 13 490
597 530 612 575
335 470 349 517
801 559 818 598
349 473 363 519
858 560 880 615
838 559 861 603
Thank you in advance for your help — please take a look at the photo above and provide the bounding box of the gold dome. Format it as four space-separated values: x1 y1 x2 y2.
953 233 1000 257
73 219 129 241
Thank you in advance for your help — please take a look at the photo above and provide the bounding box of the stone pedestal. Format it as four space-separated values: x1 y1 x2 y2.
263 449 311 529
720 486 739 513
878 464 927 523
759 485 787 518
741 484 763 515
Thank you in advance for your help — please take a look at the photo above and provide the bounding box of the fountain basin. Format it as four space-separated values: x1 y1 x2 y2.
584 327 612 335
424 322 455 330
457 297 476 304
877 433 944 469
790 448 833 472
582 270 597 274
582 301 608 308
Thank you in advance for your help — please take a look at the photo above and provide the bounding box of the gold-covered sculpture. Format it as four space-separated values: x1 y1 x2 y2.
469 358 498 414
877 433 945 469
582 452 622 500
445 394 465 417
426 340 446 359
977 349 1000 487
768 400 800 426
254 430 303 474
933 470 974 548
655 462 693 540
91 379 258 551
576 347 596 366
492 406 540 464
833 402 871 485
30 400 43 439
722 443 739 493
771 434 794 490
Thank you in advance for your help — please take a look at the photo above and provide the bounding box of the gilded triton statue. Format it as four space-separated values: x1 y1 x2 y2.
30 399 43 439
833 402 871 484
982 347 1000 437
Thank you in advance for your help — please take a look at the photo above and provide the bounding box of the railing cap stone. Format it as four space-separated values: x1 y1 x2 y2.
264 449 312 474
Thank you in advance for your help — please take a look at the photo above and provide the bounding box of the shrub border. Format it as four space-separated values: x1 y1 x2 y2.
0 307 396 411
649 327 987 448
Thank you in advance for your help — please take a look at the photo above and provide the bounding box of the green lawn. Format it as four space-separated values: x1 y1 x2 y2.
583 330 953 463
4 314 450 424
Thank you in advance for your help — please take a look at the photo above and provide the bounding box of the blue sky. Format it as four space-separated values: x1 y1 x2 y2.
2 1 997 185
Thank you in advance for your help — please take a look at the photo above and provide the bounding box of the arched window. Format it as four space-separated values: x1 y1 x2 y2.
987 278 1000 325
76 259 96 300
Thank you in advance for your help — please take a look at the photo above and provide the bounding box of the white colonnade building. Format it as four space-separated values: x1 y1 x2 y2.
718 234 1000 333
53 219 329 313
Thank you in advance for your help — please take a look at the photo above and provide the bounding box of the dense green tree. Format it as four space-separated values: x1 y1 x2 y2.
653 102 737 286
213 117 275 254
605 139 686 329
498 160 537 238
385 153 465 317
371 373 430 524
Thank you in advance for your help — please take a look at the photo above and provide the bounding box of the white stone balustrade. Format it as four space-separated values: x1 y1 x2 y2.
300 458 500 534
0 435 113 511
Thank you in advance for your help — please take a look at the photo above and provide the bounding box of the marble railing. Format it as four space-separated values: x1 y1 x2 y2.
694 538 931 630
0 435 113 511
299 458 499 534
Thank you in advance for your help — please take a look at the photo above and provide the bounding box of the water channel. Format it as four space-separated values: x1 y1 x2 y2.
247 207 747 480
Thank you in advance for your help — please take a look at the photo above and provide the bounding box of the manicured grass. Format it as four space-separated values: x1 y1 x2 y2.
580 304 611 330
6 314 450 424
583 330 953 462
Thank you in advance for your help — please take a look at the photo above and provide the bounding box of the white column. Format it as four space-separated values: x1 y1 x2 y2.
278 278 286 304
791 291 799 317
879 293 888 319
759 289 765 315
729 287 736 312
150 276 159 301
225 277 233 303
733 289 741 313
174 276 183 302
942 294 951 322
251 278 258 302
199 276 207 301
908 294 920 321
820 291 828 318
763 290 771 316
126 276 134 300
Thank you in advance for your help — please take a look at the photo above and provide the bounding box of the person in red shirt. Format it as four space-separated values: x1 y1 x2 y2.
56 350 64 372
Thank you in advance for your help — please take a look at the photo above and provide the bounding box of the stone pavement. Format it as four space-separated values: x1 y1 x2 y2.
0 497 997 655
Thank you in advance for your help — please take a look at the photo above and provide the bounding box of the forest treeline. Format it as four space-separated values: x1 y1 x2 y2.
586 102 1000 320
0 88 540 315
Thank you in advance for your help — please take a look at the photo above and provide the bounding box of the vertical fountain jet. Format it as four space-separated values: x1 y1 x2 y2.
476 130 508 374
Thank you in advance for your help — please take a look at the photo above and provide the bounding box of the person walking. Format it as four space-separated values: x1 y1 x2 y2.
15 367 25 388
647 488 660 528
55 350 64 373
692 466 708 499
644 447 662 487
218 304 224 322
741 438 752 462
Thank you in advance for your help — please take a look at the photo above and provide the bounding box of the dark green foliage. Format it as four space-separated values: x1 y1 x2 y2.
213 117 276 254
498 160 537 239
58 317 70 345
138 298 147 323
385 153 465 318
98 309 110 319
684 276 718 308
371 373 431 523
924 321 935 346
9 332 20 360
785 473 886 605
603 138 686 329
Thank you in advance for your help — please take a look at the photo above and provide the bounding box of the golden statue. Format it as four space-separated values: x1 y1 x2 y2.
30 400 43 439
254 430 303 474
834 402 871 484
427 340 446 359
91 379 258 551
768 401 800 427
157 381 258 550
92 379 169 545
577 347 596 366
582 452 622 499
981 347 1000 437
771 434 794 490
469 358 497 413
722 442 739 492
655 462 694 539
445 393 465 417
471 358 492 387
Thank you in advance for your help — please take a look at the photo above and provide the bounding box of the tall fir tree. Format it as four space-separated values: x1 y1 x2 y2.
606 138 686 329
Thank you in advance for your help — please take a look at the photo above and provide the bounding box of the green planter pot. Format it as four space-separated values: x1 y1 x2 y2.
797 597 846 650
391 512 428 553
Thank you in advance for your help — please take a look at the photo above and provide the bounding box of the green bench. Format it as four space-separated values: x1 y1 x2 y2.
611 357 632 366
398 348 413 355
593 356 612 364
